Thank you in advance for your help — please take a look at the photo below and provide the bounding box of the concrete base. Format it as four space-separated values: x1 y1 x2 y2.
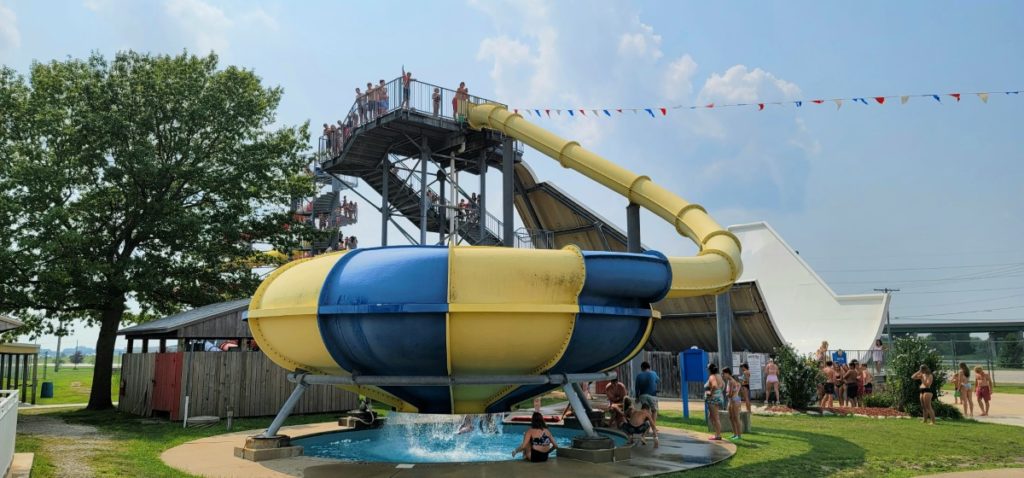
571 435 615 450
234 435 303 462
708 410 751 433
557 446 631 463
4 452 33 478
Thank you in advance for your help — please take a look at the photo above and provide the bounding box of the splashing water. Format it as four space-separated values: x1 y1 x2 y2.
296 412 625 463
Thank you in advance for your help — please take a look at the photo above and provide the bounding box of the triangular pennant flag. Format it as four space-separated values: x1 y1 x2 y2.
556 109 562 116
875 97 885 104
645 108 655 117
632 109 638 114
592 109 599 116
932 95 941 103
617 108 623 113
795 101 802 107
758 103 764 111
854 98 868 105
705 103 715 108
580 109 586 116
514 109 518 115
604 109 611 117
534 109 541 117
812 99 824 104
568 110 574 117
900 96 909 104
978 92 989 103
949 93 961 102
834 99 843 109
659 107 667 116
545 109 551 117
1008 91 1020 95
526 110 532 116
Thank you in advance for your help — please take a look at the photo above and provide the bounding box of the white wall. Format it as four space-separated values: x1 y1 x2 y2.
730 222 888 356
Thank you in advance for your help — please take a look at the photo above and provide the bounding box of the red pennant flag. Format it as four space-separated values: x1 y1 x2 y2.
545 109 550 117
875 97 885 104
659 107 667 116
812 99 824 104
616 108 623 113
580 109 586 116
705 103 715 108
950 93 961 102
514 109 518 115
758 103 764 111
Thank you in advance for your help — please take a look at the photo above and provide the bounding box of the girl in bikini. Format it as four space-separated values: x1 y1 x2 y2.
957 362 974 417
704 363 724 441
764 358 781 405
513 412 558 462
740 363 752 413
723 368 743 441
911 365 936 425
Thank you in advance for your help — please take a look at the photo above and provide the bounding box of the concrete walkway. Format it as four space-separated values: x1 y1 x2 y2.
939 392 1024 427
918 469 1024 477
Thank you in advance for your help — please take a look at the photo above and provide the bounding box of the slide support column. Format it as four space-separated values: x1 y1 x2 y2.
716 292 734 373
627 203 641 253
502 138 514 247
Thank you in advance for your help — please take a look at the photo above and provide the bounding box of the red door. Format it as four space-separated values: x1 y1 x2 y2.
152 352 183 419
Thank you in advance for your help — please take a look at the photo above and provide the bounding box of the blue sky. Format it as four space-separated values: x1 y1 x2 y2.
2 0 1022 349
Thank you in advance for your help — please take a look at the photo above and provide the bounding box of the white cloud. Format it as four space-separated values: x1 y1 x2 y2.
240 8 279 32
617 22 662 60
163 0 233 53
662 54 698 101
0 2 20 52
789 117 822 156
82 0 110 11
699 64 801 103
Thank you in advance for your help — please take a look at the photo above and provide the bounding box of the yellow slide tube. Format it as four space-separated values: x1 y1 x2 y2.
468 104 742 297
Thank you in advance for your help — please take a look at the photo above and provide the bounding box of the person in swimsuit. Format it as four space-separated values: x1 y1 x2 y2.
513 412 558 462
821 360 836 408
911 364 936 424
704 363 724 441
740 363 752 413
957 362 974 417
871 338 885 374
621 399 659 448
378 79 389 115
603 377 629 428
453 81 466 119
951 368 961 405
860 363 874 396
722 368 743 441
815 341 829 363
974 366 992 416
401 71 412 110
365 82 376 121
764 358 781 405
844 360 861 408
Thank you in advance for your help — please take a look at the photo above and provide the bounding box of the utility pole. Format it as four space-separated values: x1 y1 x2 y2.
874 288 900 352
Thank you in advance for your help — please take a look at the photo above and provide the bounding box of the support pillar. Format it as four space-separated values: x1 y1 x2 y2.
260 382 309 438
479 153 487 241
626 203 641 253
381 156 389 246
562 383 597 438
437 169 446 245
502 138 514 247
419 138 429 245
716 292 734 373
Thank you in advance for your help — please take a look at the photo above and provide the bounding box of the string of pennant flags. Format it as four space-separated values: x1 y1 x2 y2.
511 90 1021 119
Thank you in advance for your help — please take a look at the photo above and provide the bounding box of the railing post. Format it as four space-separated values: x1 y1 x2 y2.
502 138 514 247
381 154 389 247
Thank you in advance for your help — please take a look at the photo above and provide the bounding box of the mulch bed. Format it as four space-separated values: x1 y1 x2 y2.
760 405 908 418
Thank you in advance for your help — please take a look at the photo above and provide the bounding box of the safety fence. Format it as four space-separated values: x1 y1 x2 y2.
611 351 773 401
0 390 18 477
926 338 1023 384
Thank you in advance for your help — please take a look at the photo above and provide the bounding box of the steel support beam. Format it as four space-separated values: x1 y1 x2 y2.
260 381 308 438
437 169 446 245
627 203 641 253
716 292 735 373
420 138 429 245
502 138 514 247
563 383 597 438
381 155 389 246
479 152 487 241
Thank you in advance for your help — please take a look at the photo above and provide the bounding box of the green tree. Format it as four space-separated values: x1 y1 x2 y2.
887 336 947 416
0 51 313 410
774 343 822 410
997 332 1023 369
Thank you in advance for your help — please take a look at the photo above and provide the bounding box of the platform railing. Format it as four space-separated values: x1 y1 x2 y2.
343 77 505 130
515 228 555 249
0 390 18 477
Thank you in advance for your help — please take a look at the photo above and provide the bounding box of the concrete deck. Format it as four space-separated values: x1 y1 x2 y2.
161 421 735 478
939 392 1024 428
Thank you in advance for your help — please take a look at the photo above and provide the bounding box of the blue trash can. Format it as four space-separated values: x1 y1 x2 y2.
40 381 54 398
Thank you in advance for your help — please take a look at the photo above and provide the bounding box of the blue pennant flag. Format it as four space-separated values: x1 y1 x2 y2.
535 109 542 117
932 95 941 103
645 108 655 117
604 109 611 117
568 110 574 117
854 98 868 105
795 101 802 107
1007 91 1020 95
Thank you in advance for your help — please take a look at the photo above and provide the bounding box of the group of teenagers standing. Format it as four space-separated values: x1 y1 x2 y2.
704 362 756 441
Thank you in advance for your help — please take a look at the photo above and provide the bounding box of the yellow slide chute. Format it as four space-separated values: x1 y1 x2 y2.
467 103 742 297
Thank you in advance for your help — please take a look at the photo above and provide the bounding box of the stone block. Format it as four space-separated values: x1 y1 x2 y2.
707 410 751 433
233 445 303 462
557 446 631 463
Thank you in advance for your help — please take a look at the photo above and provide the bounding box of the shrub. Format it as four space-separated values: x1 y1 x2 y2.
887 336 948 416
774 343 823 410
997 333 1023 369
863 392 894 408
904 400 964 420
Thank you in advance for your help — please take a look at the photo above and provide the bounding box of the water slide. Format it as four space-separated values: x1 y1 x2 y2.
246 103 742 414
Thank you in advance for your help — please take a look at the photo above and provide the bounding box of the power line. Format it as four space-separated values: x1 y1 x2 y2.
898 304 1024 319
899 286 1024 295
897 292 1024 310
818 261 1024 273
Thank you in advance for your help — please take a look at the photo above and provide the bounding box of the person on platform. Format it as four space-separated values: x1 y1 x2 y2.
513 412 558 462
871 338 886 374
356 87 366 124
401 70 413 110
634 361 661 420
764 358 781 405
378 79 389 115
432 87 442 116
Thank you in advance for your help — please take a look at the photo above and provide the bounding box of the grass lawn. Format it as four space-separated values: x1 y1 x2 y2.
15 406 1024 477
33 365 120 406
657 410 1024 477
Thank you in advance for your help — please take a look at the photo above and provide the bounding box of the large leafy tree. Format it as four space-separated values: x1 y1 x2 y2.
0 51 313 409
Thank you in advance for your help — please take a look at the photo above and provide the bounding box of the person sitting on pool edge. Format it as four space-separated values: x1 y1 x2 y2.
621 397 659 448
512 412 558 462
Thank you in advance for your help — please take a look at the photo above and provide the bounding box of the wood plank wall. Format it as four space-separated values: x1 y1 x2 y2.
119 351 357 419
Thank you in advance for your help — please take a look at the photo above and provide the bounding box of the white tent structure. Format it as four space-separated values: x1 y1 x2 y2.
730 222 889 356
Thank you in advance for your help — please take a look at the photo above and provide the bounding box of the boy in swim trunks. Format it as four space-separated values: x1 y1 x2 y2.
844 360 861 408
621 400 659 448
821 361 836 408
974 366 993 416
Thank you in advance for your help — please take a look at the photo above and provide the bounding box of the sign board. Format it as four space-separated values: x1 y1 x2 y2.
832 351 848 366
747 354 764 391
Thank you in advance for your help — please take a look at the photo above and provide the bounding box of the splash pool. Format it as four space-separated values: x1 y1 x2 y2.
294 414 627 463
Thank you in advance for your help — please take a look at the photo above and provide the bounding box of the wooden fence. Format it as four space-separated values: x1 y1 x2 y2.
614 351 772 400
119 351 359 419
